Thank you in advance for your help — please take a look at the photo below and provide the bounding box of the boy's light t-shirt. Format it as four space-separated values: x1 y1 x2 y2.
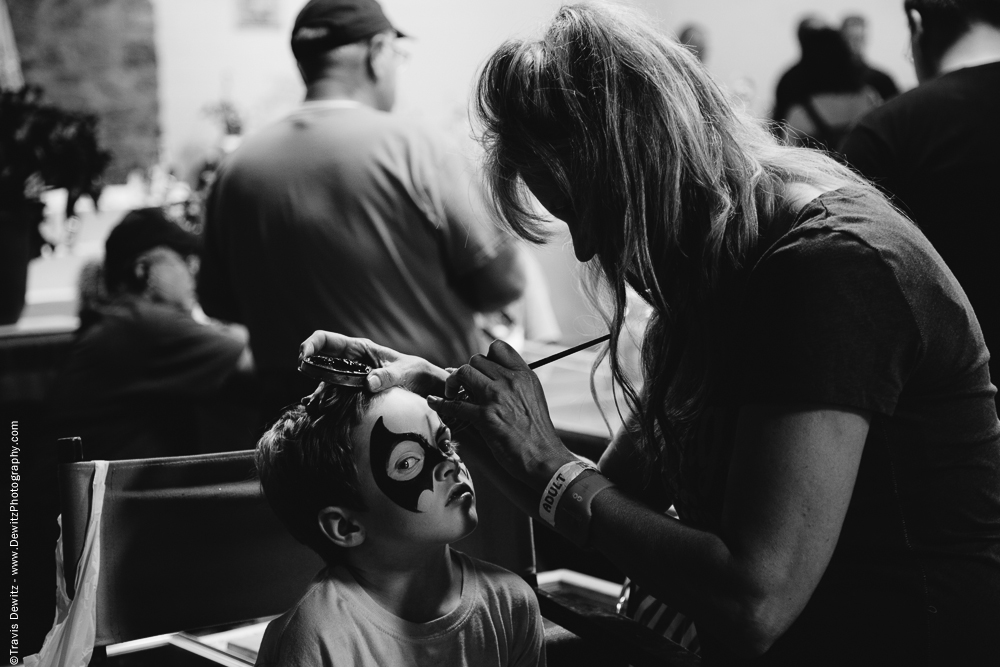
255 551 546 667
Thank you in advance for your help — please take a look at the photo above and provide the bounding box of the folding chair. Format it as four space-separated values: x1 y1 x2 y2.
55 437 698 666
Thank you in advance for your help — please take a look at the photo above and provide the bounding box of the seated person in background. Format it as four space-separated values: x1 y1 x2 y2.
254 383 545 667
782 26 884 153
49 208 254 459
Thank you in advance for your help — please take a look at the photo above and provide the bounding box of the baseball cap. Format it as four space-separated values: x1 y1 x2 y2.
103 208 201 289
291 0 405 59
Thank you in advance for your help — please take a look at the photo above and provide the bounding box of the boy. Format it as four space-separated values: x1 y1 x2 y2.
254 382 546 666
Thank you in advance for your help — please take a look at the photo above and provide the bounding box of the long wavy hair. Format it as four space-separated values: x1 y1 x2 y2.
474 3 878 479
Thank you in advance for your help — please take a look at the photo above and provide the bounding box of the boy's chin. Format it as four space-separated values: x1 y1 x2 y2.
455 509 479 540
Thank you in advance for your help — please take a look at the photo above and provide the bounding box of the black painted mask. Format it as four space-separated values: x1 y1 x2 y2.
369 416 455 513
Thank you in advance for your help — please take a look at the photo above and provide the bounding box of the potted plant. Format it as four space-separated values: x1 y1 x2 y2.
0 85 111 324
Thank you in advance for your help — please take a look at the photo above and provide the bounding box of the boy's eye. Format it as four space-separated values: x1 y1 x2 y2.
397 456 419 470
386 441 425 481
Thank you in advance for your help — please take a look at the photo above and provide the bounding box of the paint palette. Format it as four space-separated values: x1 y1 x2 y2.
298 355 372 387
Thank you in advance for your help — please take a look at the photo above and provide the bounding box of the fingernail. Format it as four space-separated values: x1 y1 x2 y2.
427 395 441 405
368 375 382 391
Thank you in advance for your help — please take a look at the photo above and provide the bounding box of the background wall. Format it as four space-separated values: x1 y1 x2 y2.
152 0 916 182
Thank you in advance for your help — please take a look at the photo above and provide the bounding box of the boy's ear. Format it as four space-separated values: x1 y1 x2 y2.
317 507 365 549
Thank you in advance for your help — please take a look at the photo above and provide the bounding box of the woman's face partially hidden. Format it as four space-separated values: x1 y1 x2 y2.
353 388 478 547
521 172 598 262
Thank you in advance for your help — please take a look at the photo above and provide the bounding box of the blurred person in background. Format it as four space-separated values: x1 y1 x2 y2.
49 208 254 459
677 23 708 62
842 0 1000 412
779 26 884 153
772 15 828 124
841 14 901 102
199 0 525 424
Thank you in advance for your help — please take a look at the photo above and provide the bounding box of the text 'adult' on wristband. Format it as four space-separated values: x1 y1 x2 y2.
538 460 595 528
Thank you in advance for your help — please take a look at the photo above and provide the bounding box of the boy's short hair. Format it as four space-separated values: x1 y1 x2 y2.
255 384 381 563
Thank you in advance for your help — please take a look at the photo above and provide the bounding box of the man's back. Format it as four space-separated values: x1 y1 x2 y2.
201 104 510 378
842 62 1000 398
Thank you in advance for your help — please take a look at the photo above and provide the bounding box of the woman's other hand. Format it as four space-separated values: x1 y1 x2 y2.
298 330 448 396
427 339 576 491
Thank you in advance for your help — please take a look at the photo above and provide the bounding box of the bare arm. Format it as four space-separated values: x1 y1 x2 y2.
598 413 674 512
590 405 869 656
429 342 870 657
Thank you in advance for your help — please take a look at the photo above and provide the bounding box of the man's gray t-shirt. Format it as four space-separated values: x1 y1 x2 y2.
200 102 509 373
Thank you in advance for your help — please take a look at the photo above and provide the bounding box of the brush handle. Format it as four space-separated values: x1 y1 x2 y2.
527 334 611 370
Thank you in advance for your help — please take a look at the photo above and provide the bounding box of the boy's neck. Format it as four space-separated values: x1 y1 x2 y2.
344 545 463 623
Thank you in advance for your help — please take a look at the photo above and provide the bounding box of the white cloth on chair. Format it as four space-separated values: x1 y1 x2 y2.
24 460 108 667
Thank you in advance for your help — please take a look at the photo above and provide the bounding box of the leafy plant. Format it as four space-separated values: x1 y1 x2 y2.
0 85 111 220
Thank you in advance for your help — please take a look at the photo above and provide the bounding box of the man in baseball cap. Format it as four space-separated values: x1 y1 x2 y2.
291 0 405 59
200 0 525 425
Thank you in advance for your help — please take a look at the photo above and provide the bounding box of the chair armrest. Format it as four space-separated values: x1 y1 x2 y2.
536 587 701 667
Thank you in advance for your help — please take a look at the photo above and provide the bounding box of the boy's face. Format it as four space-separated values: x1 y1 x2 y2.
353 388 477 546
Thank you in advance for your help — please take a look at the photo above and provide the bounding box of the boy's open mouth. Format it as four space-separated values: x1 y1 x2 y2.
446 482 474 504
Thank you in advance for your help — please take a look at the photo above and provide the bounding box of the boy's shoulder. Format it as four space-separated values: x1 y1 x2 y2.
457 551 539 612
460 552 532 587
255 566 363 666
256 556 545 667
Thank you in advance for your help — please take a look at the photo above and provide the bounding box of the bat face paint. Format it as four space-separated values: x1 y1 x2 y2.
369 416 456 513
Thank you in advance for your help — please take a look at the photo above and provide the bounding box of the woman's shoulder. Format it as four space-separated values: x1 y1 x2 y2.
752 184 975 358
771 185 931 267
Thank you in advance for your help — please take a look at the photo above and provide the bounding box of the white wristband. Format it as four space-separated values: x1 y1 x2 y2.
538 460 595 527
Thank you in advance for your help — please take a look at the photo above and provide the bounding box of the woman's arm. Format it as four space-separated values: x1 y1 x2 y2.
429 341 870 657
592 404 869 656
598 413 674 512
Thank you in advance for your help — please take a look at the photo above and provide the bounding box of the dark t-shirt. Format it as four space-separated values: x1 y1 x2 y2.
50 297 245 460
772 62 810 124
674 188 1000 665
860 63 899 102
842 62 1000 410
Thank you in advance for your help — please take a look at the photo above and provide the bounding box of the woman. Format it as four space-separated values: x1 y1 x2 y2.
301 4 1000 664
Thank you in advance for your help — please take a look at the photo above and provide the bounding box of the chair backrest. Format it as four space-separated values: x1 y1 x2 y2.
58 441 536 647
59 447 325 646
0 325 75 418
